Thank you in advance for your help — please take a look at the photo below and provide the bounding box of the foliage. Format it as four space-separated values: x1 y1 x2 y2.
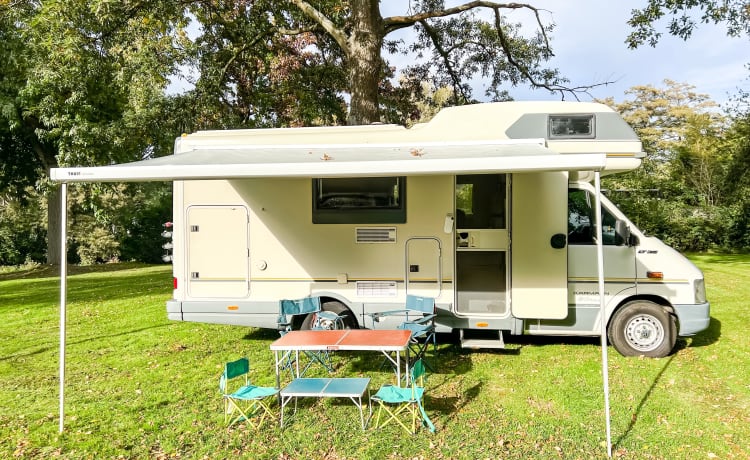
1 258 749 458
64 182 172 265
0 0 193 263
626 0 750 47
0 191 46 265
600 80 749 252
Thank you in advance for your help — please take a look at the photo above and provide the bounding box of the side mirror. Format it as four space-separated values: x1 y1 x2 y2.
615 220 637 246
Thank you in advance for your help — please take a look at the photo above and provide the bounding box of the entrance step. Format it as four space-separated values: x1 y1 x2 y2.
459 329 505 349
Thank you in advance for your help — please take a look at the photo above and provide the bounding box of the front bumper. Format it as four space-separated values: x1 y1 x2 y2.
674 301 711 336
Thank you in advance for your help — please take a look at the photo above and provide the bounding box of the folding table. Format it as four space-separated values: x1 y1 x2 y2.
270 329 412 387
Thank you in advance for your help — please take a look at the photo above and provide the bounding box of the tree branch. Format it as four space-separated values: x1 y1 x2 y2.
418 19 471 103
489 8 605 100
383 1 545 34
287 0 349 52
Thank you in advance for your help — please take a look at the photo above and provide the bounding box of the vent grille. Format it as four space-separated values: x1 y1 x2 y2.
356 281 398 297
355 227 396 243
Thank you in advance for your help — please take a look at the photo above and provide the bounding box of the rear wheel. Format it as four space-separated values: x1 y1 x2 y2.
300 300 357 330
608 300 676 358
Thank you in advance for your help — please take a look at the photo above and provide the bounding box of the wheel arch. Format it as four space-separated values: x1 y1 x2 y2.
608 294 675 330
315 292 360 329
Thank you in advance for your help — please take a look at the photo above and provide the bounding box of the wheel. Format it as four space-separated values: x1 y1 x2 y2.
608 301 676 358
300 300 358 330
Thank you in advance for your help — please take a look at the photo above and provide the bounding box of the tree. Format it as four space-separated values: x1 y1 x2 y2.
188 1 601 126
186 0 348 130
0 0 191 264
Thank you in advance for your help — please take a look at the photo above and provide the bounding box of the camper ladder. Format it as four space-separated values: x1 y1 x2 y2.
459 329 506 349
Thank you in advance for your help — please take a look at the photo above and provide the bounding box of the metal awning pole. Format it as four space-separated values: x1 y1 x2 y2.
59 183 68 433
594 172 612 456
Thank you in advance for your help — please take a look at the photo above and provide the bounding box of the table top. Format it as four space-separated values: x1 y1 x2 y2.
270 329 411 352
280 377 370 397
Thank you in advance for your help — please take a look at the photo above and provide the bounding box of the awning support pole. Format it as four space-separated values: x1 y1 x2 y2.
594 172 612 456
59 182 68 433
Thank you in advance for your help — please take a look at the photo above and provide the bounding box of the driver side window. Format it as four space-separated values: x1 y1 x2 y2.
568 189 621 245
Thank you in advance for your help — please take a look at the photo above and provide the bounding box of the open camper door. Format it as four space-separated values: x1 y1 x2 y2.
511 172 568 319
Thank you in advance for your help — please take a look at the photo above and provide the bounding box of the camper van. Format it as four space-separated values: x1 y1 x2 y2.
53 101 710 358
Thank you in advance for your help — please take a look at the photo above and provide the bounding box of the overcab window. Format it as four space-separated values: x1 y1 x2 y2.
312 177 406 224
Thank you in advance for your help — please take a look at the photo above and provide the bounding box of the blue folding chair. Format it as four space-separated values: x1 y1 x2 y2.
370 295 437 372
277 296 344 376
371 359 435 434
220 357 278 428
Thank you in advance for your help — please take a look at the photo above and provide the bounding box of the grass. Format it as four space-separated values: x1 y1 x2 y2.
1 256 749 459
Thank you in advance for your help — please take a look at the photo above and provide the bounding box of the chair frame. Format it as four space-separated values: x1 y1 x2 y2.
371 359 435 434
369 295 437 372
277 296 344 376
220 357 278 428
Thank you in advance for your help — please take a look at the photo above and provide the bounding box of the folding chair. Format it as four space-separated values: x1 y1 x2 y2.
220 357 278 428
370 295 437 372
371 359 435 434
277 296 344 376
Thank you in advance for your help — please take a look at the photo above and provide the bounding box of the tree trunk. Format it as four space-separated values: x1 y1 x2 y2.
47 184 63 265
346 0 384 125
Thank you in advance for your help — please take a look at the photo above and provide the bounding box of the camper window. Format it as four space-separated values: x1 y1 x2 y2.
312 177 406 224
549 114 595 139
455 174 506 229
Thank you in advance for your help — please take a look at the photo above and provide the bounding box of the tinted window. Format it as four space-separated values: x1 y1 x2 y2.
313 177 406 224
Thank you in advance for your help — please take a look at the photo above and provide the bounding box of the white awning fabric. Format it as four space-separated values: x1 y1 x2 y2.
50 139 606 182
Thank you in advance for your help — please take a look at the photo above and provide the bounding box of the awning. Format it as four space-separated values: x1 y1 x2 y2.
50 139 606 182
51 136 613 456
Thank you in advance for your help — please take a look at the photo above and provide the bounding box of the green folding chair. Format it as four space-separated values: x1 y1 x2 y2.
220 357 278 428
277 297 344 376
371 359 435 434
369 295 437 374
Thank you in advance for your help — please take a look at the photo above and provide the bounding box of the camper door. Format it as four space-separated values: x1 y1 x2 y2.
186 205 250 298
510 172 568 319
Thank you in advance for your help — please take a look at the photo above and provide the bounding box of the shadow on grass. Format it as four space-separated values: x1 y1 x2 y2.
0 323 172 362
0 262 160 281
684 317 721 349
613 353 677 450
241 328 280 342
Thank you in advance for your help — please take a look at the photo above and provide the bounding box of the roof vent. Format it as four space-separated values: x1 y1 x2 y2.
356 227 396 243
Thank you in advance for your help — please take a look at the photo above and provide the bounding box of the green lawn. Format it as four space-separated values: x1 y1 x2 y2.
1 256 748 459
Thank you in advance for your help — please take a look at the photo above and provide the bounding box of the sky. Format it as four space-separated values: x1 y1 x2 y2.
382 1 748 106
506 1 747 105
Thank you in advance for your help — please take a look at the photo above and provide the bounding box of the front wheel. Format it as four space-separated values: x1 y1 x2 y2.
608 301 676 358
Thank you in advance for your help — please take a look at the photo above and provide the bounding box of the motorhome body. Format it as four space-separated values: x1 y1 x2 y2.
52 101 710 358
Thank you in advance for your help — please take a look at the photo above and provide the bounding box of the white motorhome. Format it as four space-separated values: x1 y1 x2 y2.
52 101 710 358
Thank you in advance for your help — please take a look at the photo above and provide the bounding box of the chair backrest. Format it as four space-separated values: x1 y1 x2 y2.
405 295 435 315
410 359 428 395
278 297 322 332
411 358 426 381
280 297 321 316
220 357 249 393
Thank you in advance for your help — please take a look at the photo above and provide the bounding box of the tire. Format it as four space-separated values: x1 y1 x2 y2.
300 300 358 330
607 300 676 358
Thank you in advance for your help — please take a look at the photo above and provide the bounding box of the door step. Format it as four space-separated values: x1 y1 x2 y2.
459 329 505 349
